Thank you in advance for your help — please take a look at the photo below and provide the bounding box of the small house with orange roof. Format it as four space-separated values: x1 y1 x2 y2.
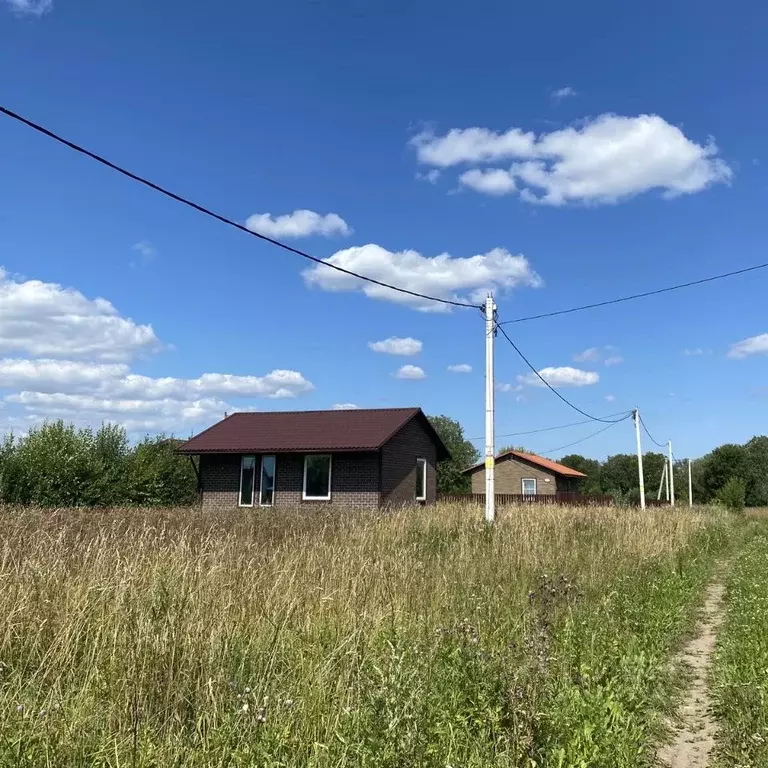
463 449 586 497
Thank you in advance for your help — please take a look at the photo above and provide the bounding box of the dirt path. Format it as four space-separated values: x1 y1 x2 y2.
657 580 725 768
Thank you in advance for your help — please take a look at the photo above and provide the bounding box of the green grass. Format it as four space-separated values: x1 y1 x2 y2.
0 503 734 767
712 521 768 766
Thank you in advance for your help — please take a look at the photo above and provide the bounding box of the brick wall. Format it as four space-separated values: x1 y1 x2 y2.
469 455 557 495
200 452 381 510
200 453 240 510
272 452 380 509
381 416 437 506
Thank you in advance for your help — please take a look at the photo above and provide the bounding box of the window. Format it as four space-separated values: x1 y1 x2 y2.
415 457 427 501
521 478 537 497
239 456 256 506
259 455 276 506
303 454 332 500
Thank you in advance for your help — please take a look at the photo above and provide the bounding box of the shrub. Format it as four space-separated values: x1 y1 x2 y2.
716 477 746 513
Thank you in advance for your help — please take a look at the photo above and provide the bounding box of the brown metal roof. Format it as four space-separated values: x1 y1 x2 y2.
464 449 587 477
176 407 450 459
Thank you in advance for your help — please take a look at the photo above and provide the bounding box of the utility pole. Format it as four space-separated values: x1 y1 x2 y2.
633 408 646 510
688 458 693 508
668 440 675 507
484 292 496 524
657 461 667 501
664 455 670 502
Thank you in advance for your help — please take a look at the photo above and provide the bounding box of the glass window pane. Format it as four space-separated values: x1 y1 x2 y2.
304 455 331 498
240 456 256 506
522 478 536 496
260 456 276 506
416 458 426 500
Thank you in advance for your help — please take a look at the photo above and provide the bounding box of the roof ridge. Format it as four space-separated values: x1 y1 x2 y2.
227 407 420 417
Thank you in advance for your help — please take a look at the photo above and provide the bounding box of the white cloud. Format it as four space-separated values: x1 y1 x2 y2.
411 126 536 168
573 346 622 366
411 114 731 205
395 365 426 380
727 333 768 359
245 210 351 239
0 359 314 432
496 382 523 393
459 168 517 195
332 403 359 410
573 347 601 362
368 337 422 356
0 267 160 362
0 358 314 400
683 348 712 356
0 269 314 434
447 363 472 373
517 366 599 388
4 0 52 15
416 169 441 184
7 391 230 433
302 244 541 312
0 359 128 394
131 240 156 267
605 394 616 403
551 86 577 101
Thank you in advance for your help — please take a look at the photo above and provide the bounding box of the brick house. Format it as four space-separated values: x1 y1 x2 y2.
177 407 450 510
463 449 586 496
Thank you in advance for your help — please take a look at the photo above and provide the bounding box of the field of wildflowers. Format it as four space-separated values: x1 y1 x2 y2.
0 503 736 767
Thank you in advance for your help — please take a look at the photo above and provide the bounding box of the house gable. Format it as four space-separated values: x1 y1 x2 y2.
469 453 560 496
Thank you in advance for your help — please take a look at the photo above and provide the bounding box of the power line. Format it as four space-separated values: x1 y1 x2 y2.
496 323 629 424
0 105 479 312
499 262 768 325
540 416 631 455
639 415 667 448
467 411 632 442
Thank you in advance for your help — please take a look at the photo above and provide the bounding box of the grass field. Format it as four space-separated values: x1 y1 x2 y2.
712 523 768 767
0 503 737 767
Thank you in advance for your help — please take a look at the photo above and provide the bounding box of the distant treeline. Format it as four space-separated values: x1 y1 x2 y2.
559 436 768 508
0 421 197 507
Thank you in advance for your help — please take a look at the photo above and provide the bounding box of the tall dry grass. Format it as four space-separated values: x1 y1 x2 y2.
0 503 731 766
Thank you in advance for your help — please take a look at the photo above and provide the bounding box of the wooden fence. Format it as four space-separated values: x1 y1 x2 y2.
438 492 616 507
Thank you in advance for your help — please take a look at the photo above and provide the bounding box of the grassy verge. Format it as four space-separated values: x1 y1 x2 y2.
0 503 732 767
712 521 768 766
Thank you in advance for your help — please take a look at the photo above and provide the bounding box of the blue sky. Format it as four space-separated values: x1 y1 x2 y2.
1 0 767 460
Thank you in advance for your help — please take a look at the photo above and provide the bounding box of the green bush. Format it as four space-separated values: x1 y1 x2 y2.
716 477 746 512
0 421 196 507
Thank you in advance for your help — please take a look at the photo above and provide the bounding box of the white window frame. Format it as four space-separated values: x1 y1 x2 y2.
259 455 276 507
415 457 427 501
521 478 537 496
302 454 332 501
239 455 257 507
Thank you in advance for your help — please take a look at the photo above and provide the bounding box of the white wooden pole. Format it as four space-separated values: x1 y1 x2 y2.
485 293 496 524
665 452 670 502
688 458 693 508
657 461 667 501
634 408 646 510
668 440 675 507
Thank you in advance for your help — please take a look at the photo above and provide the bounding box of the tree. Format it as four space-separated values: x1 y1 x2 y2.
600 453 638 495
428 415 479 494
744 436 768 506
558 454 602 495
125 436 198 506
716 477 746 512
697 444 748 502
642 452 667 499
